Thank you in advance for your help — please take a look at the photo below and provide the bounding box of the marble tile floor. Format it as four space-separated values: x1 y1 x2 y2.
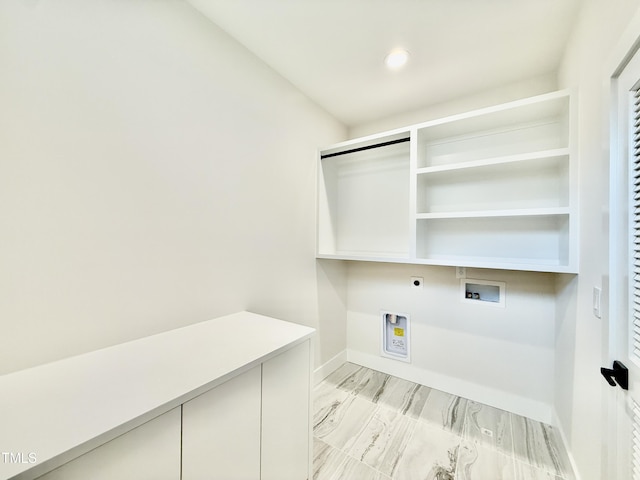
313 363 574 480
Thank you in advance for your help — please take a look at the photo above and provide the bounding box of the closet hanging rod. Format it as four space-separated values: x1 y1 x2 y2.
320 137 410 159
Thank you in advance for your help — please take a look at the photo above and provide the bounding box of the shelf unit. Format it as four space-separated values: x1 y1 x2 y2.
317 90 578 273
317 130 412 260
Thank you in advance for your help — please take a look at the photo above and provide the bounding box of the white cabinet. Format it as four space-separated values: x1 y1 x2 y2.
261 341 311 480
182 366 262 480
182 341 312 480
1 312 314 480
317 90 577 273
42 371 298 480
36 408 181 480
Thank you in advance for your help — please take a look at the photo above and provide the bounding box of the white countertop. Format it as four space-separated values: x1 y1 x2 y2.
0 311 314 480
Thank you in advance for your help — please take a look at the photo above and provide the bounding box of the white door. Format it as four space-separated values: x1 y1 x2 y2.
261 340 312 480
37 408 182 480
181 365 262 480
609 43 640 480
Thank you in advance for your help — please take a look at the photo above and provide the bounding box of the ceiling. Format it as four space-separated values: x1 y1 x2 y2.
187 0 584 127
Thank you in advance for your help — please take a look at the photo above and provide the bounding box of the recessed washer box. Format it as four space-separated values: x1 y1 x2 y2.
460 279 506 307
381 311 411 362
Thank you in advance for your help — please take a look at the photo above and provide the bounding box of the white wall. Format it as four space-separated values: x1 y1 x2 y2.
555 1 640 479
346 263 557 422
349 74 557 138
0 0 347 375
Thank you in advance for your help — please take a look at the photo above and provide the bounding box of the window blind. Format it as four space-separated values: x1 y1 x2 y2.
632 88 640 363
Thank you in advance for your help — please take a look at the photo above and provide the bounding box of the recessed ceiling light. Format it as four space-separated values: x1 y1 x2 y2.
384 49 410 70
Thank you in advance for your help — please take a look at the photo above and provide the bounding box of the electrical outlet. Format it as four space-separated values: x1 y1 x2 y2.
411 277 423 288
456 267 466 279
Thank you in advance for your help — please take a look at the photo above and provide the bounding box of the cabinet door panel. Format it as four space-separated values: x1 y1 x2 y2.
37 408 181 480
182 365 261 480
261 341 311 480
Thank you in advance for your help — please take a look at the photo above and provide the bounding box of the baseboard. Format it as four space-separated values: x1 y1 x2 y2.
314 349 348 385
346 349 554 424
552 409 581 480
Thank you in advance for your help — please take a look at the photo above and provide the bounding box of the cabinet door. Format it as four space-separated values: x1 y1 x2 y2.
261 340 311 480
181 365 261 480
37 408 181 480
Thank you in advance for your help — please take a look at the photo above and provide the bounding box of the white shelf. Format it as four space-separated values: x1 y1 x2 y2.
416 92 569 169
318 253 574 273
316 90 577 273
416 155 569 214
414 90 569 144
416 214 571 268
414 255 575 273
316 252 410 263
415 148 569 175
416 207 571 219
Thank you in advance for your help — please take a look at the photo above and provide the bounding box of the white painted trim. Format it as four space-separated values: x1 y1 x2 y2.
605 7 640 479
606 1 640 364
313 349 347 385
605 8 640 79
409 127 418 259
346 349 553 424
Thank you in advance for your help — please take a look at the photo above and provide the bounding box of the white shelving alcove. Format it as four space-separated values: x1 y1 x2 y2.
317 90 578 273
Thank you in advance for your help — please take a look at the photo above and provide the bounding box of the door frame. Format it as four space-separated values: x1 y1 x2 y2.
607 10 640 479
